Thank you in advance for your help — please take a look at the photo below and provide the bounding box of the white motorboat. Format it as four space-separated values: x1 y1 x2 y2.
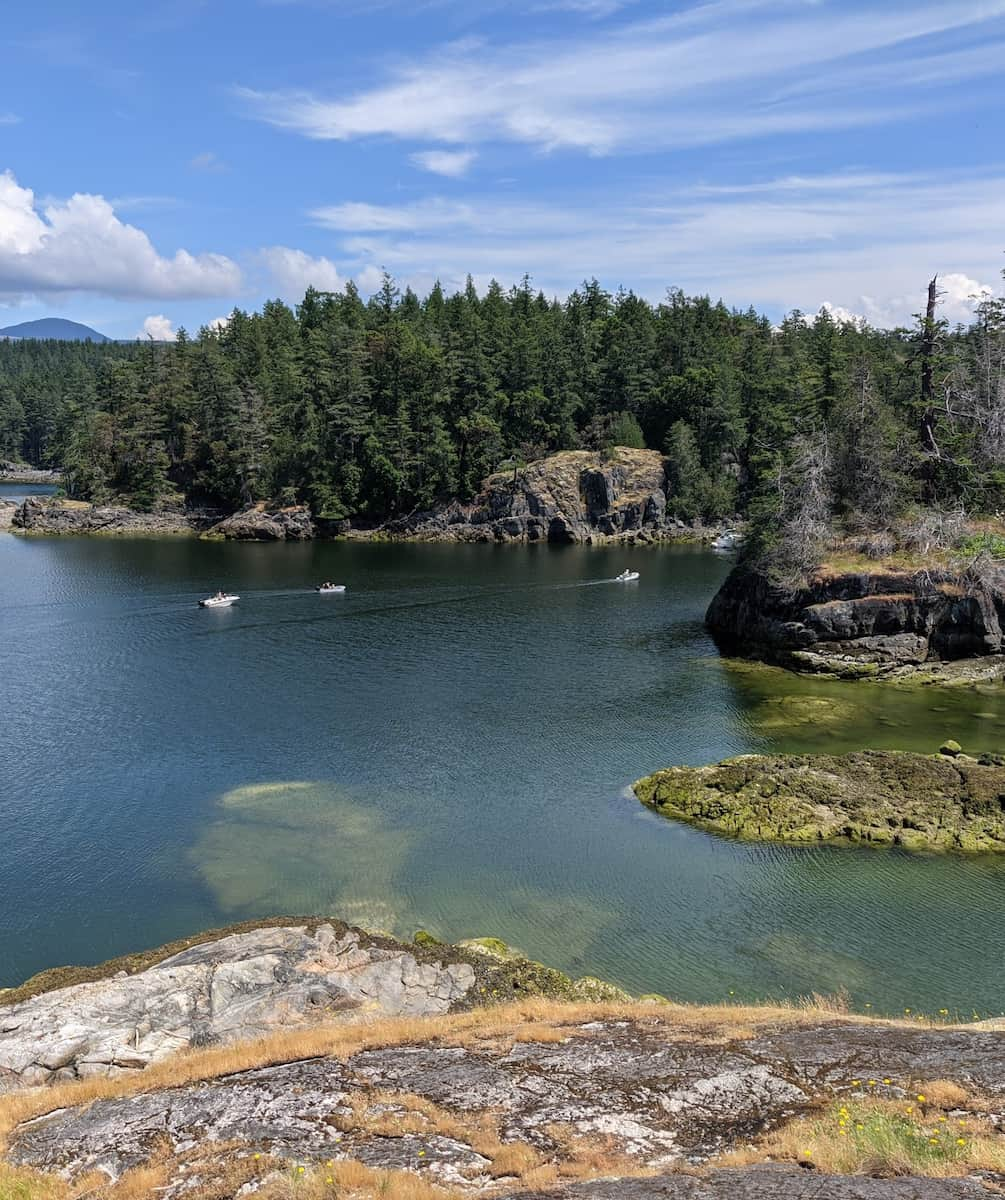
199 593 239 608
316 584 347 594
615 570 640 582
712 530 743 552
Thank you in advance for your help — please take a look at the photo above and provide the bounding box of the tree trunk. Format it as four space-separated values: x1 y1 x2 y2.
920 275 939 456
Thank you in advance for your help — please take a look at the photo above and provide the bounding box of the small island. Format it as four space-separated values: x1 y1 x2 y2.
634 745 1005 852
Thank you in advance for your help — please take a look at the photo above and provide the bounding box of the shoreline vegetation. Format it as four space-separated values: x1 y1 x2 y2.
3 448 731 544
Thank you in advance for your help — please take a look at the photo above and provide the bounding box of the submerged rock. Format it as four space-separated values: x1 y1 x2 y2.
706 562 1005 681
634 749 1005 851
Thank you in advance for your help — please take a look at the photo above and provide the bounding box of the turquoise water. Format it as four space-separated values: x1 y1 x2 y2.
1 513 1003 1015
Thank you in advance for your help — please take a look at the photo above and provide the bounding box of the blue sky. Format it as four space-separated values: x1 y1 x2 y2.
2 0 1004 338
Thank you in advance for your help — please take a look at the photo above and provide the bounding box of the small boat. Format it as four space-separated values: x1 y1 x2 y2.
316 583 347 594
615 570 640 583
199 593 239 608
712 531 743 552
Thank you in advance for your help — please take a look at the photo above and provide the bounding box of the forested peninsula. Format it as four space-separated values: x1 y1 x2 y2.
2 273 1001 534
5 272 1005 669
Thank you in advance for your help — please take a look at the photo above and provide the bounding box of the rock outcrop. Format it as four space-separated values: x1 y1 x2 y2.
9 1015 1005 1195
706 563 1005 680
0 922 637 1092
634 748 1005 851
504 1174 995 1199
0 925 477 1090
11 497 219 536
207 503 315 541
0 499 15 531
0 462 62 484
380 448 710 544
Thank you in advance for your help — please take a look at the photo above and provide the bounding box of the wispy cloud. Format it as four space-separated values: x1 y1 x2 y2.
306 168 1005 326
0 113 21 126
238 1 1005 155
189 150 230 173
410 148 477 177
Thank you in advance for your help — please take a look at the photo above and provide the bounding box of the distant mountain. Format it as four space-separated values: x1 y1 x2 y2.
0 318 111 343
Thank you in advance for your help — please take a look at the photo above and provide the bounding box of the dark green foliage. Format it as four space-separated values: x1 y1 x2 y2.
2 275 1003 536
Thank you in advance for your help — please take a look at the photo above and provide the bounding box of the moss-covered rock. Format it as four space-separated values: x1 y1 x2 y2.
412 929 443 947
457 936 520 960
634 749 1005 853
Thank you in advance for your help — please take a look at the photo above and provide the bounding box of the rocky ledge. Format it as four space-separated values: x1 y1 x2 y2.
205 502 314 540
11 496 220 536
634 747 1005 852
0 920 629 1092
7 1012 1005 1196
379 447 719 545
0 462 62 484
706 562 1005 682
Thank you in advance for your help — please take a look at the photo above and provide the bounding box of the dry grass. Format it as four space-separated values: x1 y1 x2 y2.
0 1162 167 1200
259 1159 464 1200
721 1091 1005 1180
0 995 935 1154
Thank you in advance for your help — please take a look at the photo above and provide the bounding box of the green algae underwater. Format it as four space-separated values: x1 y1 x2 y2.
2 532 1004 1015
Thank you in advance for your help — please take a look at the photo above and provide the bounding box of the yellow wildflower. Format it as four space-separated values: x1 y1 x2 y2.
917 1094 926 1102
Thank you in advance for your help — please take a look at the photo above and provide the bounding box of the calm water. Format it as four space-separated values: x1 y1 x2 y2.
1 501 1004 1015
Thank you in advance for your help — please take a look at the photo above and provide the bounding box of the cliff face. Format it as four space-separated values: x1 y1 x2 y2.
383 448 704 544
706 562 1005 679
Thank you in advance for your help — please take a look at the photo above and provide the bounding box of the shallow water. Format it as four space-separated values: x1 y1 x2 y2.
0 530 1003 1015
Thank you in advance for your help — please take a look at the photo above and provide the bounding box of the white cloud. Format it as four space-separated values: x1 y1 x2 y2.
0 170 242 301
817 302 867 328
355 264 387 293
0 113 20 126
259 245 344 297
855 274 996 329
410 149 477 177
189 151 229 173
238 2 1005 156
304 168 1004 327
207 314 231 331
139 314 176 340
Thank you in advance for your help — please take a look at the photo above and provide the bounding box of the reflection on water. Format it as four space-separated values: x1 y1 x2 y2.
726 658 1005 754
1 534 1003 1014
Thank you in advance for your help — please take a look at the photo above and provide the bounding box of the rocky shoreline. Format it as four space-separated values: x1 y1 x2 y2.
706 561 1005 683
0 462 62 485
634 746 1005 852
3 918 1005 1199
0 918 630 1091
4 448 729 544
